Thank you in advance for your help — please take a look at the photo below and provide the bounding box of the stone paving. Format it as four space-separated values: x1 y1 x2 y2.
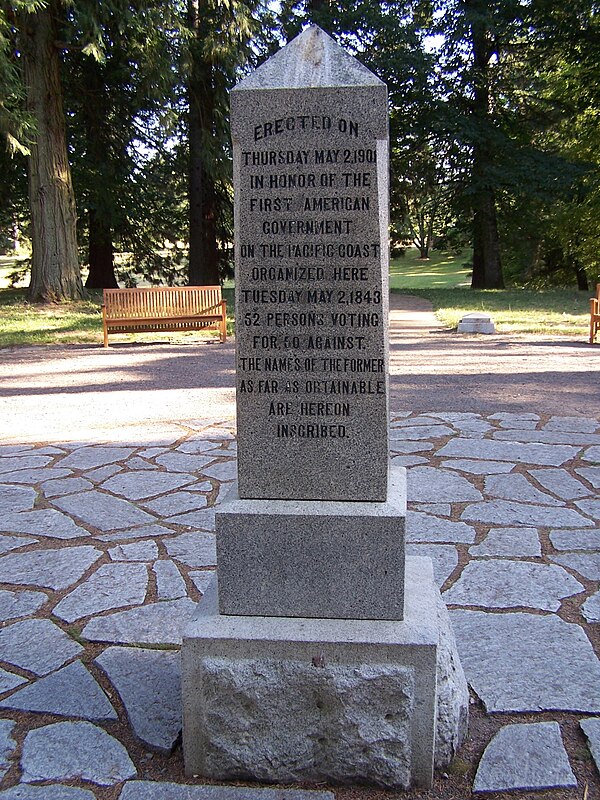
0 412 599 798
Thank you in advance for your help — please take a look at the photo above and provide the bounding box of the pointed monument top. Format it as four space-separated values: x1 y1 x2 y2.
233 25 384 92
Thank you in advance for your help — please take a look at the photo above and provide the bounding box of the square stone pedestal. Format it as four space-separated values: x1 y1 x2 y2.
182 557 468 789
216 466 406 621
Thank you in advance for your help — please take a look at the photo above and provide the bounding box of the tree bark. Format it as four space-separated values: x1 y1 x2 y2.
86 209 118 288
574 259 589 291
20 1 84 302
187 0 220 287
465 0 504 289
82 57 118 289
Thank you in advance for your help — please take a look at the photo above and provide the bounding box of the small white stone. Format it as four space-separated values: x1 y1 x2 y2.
408 467 482 503
165 532 216 568
484 474 564 506
528 468 591 500
109 540 159 562
469 527 541 558
441 459 515 475
53 562 148 622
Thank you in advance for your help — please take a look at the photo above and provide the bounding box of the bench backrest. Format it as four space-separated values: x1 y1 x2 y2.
103 286 222 319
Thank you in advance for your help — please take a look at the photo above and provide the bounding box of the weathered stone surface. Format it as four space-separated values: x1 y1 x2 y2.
405 544 458 587
0 485 36 513
154 560 187 600
0 667 26 693
101 471 196 501
0 509 89 539
582 591 600 622
440 459 514 475
461 500 593 528
109 540 159 562
0 589 47 622
142 491 208 517
469 527 541 558
200 461 237 482
54 490 156 531
0 619 82 675
165 508 216 530
217 469 406 619
53 563 148 622
0 445 34 455
391 455 428 467
550 529 600 551
0 535 37 556
549 553 600 580
436 438 579 466
233 27 389 503
449 418 494 438
0 455 52 474
165 532 217 568
84 464 122 483
57 446 134 470
119 783 335 800
0 468 72 484
528 468 591 500
0 660 117 721
82 599 198 645
183 558 466 789
390 425 453 441
493 428 600 446
96 646 181 752
0 719 16 779
434 594 469 769
155 453 215 473
414 503 451 517
189 570 215 595
576 466 600 488
407 467 482 503
40 478 93 498
473 722 576 793
450 610 600 712
0 785 97 800
20 721 136 785
196 657 415 786
575 498 600 520
484 474 564 505
544 416 599 433
407 511 476 544
489 412 540 421
177 439 223 454
0 545 101 589
443 560 582 611
97 523 175 541
580 717 600 773
389 440 434 453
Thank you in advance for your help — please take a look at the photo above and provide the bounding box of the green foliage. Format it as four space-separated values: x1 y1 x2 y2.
390 248 472 289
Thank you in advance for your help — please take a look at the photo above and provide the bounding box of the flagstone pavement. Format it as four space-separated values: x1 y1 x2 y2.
0 409 598 799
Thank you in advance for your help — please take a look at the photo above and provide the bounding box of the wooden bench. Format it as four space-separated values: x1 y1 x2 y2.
102 286 227 347
591 283 600 345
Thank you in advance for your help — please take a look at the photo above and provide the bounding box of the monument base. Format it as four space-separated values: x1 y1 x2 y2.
216 466 406 621
182 557 468 789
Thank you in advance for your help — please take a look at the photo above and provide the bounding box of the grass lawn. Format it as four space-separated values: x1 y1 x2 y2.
0 287 235 347
389 248 472 289
401 287 592 336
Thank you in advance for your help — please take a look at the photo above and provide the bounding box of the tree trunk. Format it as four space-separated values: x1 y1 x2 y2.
82 58 118 289
574 259 589 291
20 1 84 303
465 0 504 289
86 209 118 289
188 0 220 287
471 181 503 288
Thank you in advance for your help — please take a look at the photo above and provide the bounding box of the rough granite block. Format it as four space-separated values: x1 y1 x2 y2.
182 557 468 790
217 466 406 620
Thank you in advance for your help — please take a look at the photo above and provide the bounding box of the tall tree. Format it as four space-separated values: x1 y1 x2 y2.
15 0 84 301
186 0 255 286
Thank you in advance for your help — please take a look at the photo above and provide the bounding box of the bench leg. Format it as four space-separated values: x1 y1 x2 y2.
103 325 109 348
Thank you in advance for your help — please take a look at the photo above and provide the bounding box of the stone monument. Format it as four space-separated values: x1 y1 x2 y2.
182 25 468 789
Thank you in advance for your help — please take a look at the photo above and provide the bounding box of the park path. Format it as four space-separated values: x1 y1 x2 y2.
0 297 600 798
0 294 599 445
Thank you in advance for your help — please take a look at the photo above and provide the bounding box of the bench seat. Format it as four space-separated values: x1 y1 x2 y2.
102 286 227 347
591 283 600 345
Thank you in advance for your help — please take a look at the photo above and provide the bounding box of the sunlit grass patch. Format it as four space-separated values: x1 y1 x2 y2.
400 288 591 336
389 248 472 289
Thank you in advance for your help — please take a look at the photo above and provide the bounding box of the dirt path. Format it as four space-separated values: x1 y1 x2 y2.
0 294 598 443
